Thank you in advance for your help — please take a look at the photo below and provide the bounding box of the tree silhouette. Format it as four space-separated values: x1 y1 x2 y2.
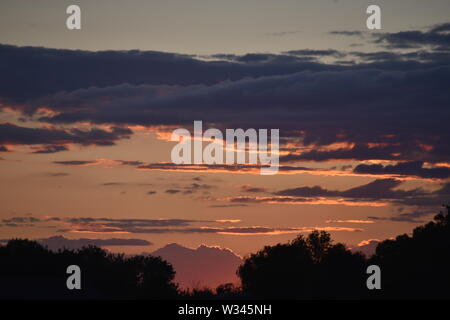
0 240 178 299
369 204 450 298
237 205 450 299
1 205 450 299
237 231 366 299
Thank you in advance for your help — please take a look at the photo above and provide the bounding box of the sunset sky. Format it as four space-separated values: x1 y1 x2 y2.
1 0 450 269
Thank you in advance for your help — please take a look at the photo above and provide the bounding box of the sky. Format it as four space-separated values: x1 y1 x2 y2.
2 0 450 54
1 0 450 286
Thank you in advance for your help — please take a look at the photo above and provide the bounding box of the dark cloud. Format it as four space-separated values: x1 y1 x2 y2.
64 225 361 235
211 178 448 211
34 66 450 164
165 189 181 194
284 49 344 58
270 180 450 219
101 182 127 186
190 183 213 189
350 51 401 62
46 172 70 177
240 185 268 193
0 215 359 235
274 179 421 200
209 204 248 208
387 182 450 208
221 195 380 207
354 161 450 180
116 160 144 166
373 23 450 49
329 31 363 37
46 217 61 222
0 215 367 235
137 162 314 174
0 215 59 228
1 216 40 227
1 29 450 163
64 217 202 229
368 208 435 223
184 183 215 194
31 145 69 154
350 50 450 64
434 182 450 195
430 23 450 33
0 123 132 147
341 179 421 200
281 144 406 163
0 44 334 104
37 235 152 251
208 52 317 63
275 185 338 197
53 160 98 166
2 217 41 223
265 30 302 37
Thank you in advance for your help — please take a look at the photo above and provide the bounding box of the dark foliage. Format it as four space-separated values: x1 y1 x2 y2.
0 241 178 299
238 231 366 299
369 204 450 298
1 205 449 299
238 205 450 299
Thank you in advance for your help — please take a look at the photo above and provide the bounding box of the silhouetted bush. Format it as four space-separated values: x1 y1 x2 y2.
369 204 450 298
237 205 450 299
0 240 178 299
1 205 450 299
238 231 366 299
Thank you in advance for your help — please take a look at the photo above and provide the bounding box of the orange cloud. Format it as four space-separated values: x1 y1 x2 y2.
218 196 388 207
326 219 375 224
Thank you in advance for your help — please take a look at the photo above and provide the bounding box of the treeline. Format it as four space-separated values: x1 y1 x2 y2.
0 242 178 299
1 205 449 299
237 205 450 299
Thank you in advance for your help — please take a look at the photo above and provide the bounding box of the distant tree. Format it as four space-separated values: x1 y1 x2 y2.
237 205 450 299
370 204 450 298
0 240 178 299
214 282 243 299
2 205 450 299
180 286 215 299
237 231 366 299
216 283 237 295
